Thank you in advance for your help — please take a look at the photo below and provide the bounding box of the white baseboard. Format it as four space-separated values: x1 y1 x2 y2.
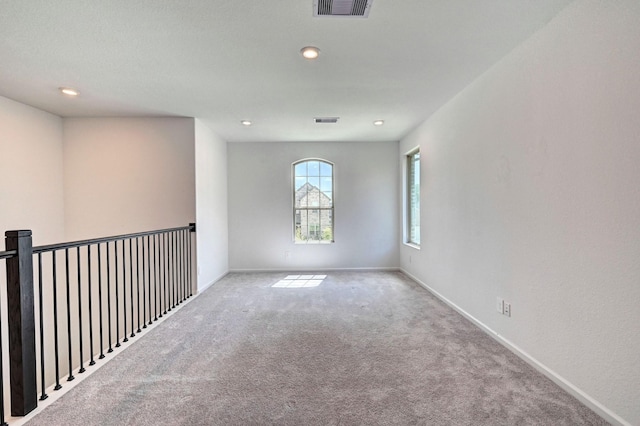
400 268 630 426
229 267 400 273
197 270 229 293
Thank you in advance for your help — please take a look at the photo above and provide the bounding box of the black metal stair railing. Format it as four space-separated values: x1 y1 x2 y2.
0 249 17 426
0 224 196 423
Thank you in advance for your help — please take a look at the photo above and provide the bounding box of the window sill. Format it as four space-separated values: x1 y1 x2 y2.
403 242 420 250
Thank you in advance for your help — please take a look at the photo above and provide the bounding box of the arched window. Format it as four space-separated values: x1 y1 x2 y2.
293 159 334 243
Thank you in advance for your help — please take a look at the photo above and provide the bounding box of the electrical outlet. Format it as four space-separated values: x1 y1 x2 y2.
284 250 291 260
504 302 511 317
496 297 504 314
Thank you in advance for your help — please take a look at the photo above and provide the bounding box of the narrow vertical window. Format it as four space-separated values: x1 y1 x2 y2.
294 159 334 243
407 150 420 245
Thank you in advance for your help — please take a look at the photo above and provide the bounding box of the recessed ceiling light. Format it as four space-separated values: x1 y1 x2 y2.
300 46 320 60
59 87 79 97
241 120 252 126
373 120 384 126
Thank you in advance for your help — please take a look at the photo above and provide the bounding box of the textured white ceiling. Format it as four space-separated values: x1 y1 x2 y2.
0 0 573 142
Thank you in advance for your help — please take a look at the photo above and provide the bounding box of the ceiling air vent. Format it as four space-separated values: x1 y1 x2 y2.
313 0 373 18
314 117 340 124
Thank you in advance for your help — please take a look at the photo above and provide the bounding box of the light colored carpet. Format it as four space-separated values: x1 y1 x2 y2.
26 271 606 425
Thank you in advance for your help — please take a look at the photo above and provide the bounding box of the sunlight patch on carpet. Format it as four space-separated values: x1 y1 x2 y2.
272 274 327 288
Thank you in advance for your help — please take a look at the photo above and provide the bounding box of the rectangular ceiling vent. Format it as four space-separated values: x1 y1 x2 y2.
314 117 340 124
313 0 373 18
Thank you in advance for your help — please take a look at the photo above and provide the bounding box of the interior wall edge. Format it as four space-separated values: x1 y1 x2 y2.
195 270 230 294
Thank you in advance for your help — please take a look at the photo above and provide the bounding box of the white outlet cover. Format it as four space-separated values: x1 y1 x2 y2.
496 297 504 314
504 302 511 317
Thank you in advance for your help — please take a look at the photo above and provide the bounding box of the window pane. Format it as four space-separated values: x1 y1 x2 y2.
308 161 320 176
308 176 320 188
321 211 333 242
308 187 320 207
295 162 307 177
320 177 332 192
307 209 320 241
296 185 308 208
320 161 332 177
321 192 332 207
295 209 307 242
295 177 306 191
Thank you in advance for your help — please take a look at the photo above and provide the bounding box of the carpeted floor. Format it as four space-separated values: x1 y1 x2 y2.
25 271 607 425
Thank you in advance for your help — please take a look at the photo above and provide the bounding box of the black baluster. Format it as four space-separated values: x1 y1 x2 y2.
153 234 158 321
35 254 48 401
184 230 188 300
183 230 188 300
65 248 74 381
167 231 171 311
186 229 190 298
173 232 178 308
158 233 164 318
129 238 135 338
136 238 141 333
106 243 113 353
97 244 105 359
174 232 179 305
76 248 85 374
52 251 62 390
162 233 171 315
158 234 163 319
178 230 183 304
122 240 128 343
175 231 180 305
188 227 193 297
165 232 169 312
114 241 120 348
169 232 176 310
147 235 155 324
143 236 148 328
129 238 137 337
182 230 187 300
173 231 182 305
87 246 95 366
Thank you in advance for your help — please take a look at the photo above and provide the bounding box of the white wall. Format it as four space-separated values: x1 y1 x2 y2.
63 117 196 240
0 95 66 415
195 119 228 290
399 1 640 424
0 95 65 245
1 105 230 406
228 141 399 270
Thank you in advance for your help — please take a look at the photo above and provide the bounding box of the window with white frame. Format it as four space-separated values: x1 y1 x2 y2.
406 149 420 245
293 159 334 243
